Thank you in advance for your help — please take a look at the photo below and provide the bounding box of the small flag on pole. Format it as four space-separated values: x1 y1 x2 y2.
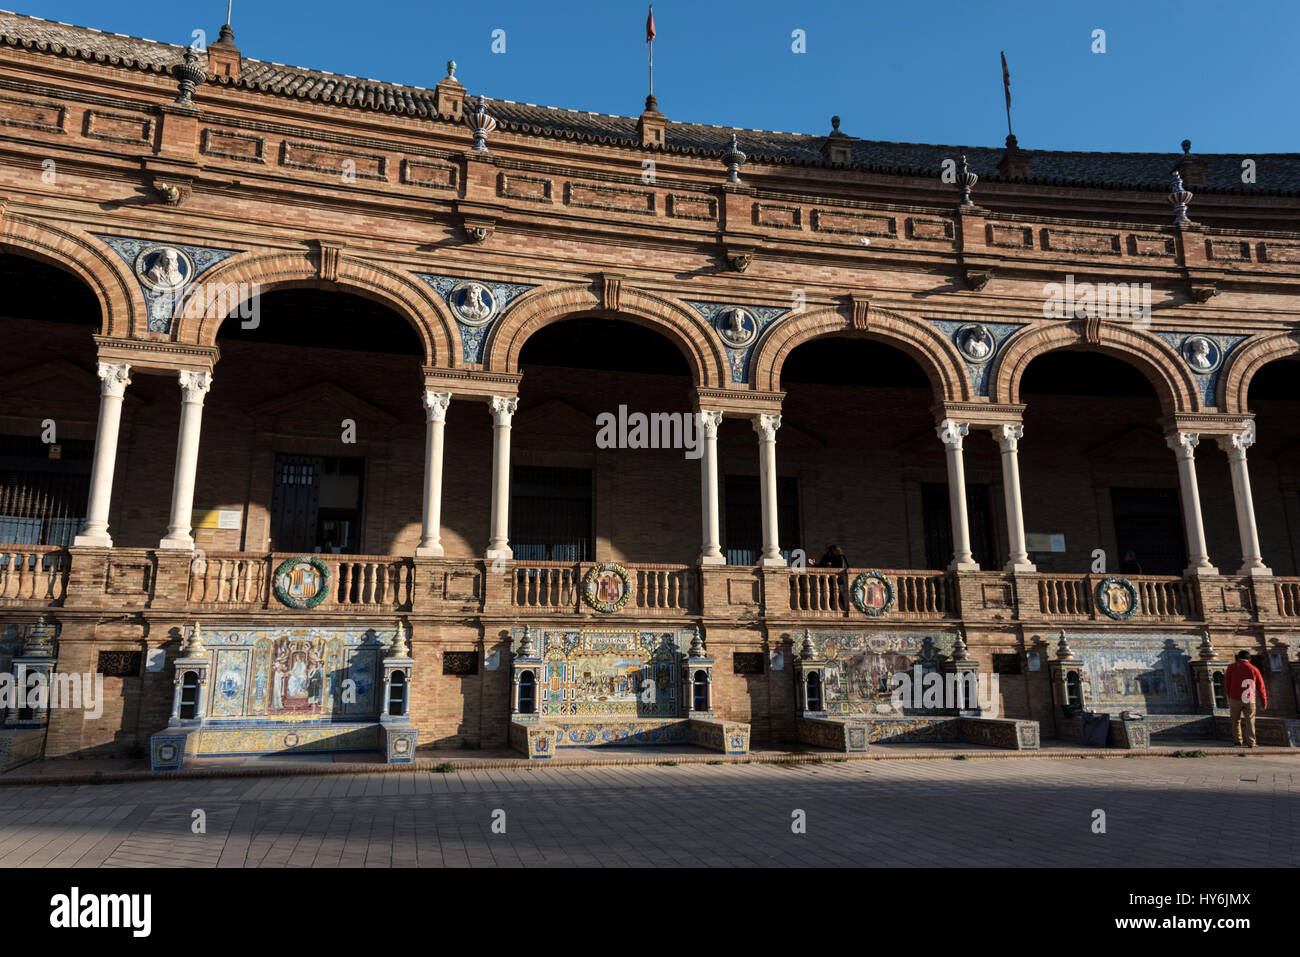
646 6 656 98
647 5 656 43
1001 51 1011 109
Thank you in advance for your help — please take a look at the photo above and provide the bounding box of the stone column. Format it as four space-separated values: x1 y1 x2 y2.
1167 431 1218 576
1216 421 1270 577
753 414 784 567
697 410 725 565
993 423 1035 572
159 371 213 550
938 419 979 571
416 391 452 557
485 396 518 562
74 363 132 548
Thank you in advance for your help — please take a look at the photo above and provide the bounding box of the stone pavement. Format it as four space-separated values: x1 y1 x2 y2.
0 754 1295 867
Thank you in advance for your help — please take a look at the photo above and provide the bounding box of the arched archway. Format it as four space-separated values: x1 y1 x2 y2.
1220 331 1300 415
1235 353 1300 574
1018 350 1191 575
185 250 455 367
750 305 969 402
484 283 727 389
993 321 1197 415
0 214 140 338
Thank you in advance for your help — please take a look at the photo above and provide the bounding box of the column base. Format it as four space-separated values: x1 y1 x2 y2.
1238 563 1273 578
698 550 726 566
1005 561 1038 574
759 555 786 568
414 543 445 558
949 560 981 572
485 546 513 562
72 531 113 548
1184 563 1220 577
158 535 195 551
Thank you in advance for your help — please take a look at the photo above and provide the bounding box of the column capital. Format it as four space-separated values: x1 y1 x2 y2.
752 413 781 440
488 395 518 422
1216 419 1256 454
992 422 1023 450
1166 430 1199 456
937 418 969 449
177 369 212 400
96 362 132 398
423 390 452 423
698 409 723 437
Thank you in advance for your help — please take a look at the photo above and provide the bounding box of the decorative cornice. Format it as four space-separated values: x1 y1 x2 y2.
933 401 1025 429
422 367 521 399
694 387 784 416
92 336 219 373
1161 411 1254 437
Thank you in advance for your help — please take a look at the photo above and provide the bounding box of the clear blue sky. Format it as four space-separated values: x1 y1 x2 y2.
12 0 1300 153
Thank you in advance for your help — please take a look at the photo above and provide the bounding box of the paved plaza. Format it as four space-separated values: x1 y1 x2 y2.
0 753 1295 868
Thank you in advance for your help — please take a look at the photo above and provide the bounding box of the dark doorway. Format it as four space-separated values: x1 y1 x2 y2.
922 481 997 570
1110 486 1185 575
511 465 593 561
724 474 800 565
270 454 364 553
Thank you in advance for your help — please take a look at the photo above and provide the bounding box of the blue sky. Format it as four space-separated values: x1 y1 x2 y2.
12 0 1300 153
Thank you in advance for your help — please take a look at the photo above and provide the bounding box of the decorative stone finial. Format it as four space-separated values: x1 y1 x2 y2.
389 620 410 657
1055 629 1073 660
1182 139 1192 155
800 628 816 659
1169 170 1194 224
446 60 457 78
23 616 55 656
952 633 969 660
645 93 660 112
174 45 207 106
722 134 747 184
1199 631 1218 660
689 626 705 657
182 621 205 656
465 95 497 152
517 625 535 658
956 154 978 206
831 115 841 132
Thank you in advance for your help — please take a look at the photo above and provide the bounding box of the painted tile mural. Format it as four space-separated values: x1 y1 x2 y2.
811 632 957 716
203 627 388 721
521 629 687 717
1068 634 1197 714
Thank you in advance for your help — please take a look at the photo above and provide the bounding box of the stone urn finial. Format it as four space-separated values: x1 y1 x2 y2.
1169 170 1194 224
1055 629 1073 660
446 59 457 78
23 616 55 656
956 154 978 206
722 134 747 184
173 45 207 106
952 633 969 660
465 95 497 152
800 629 816 659
689 626 705 657
1199 631 1218 660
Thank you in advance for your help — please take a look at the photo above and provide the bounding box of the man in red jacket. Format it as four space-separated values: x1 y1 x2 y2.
1224 650 1268 747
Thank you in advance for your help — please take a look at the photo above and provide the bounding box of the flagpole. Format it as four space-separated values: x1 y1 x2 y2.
649 37 654 97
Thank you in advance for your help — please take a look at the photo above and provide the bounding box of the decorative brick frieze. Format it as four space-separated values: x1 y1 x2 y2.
0 91 66 132
83 108 152 145
281 140 388 181
200 127 265 162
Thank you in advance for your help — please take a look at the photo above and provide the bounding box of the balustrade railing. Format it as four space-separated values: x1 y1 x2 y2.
1275 579 1300 617
788 568 953 618
0 546 68 604
187 552 412 609
1037 574 1197 620
510 561 697 614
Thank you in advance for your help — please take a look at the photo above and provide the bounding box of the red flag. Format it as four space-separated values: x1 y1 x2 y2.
646 5 656 43
1001 51 1011 109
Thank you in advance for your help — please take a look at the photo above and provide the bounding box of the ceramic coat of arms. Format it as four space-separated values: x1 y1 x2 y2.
582 562 633 613
273 555 331 609
1095 576 1139 621
851 571 896 616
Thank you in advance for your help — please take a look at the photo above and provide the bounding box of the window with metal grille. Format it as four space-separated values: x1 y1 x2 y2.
0 434 93 547
96 650 142 678
921 481 997 571
723 475 800 566
1110 487 1185 576
442 651 479 675
510 465 592 562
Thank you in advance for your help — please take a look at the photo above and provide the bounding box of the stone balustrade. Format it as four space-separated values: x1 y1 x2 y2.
0 544 1289 628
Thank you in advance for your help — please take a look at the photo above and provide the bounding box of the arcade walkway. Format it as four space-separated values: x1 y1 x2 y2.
0 754 1294 867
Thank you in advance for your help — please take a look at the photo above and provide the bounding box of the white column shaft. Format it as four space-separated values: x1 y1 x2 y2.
1168 432 1217 575
698 411 724 565
416 392 452 557
754 414 783 567
938 420 978 571
75 363 132 548
995 424 1034 572
160 371 213 549
485 396 517 561
1218 424 1269 576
